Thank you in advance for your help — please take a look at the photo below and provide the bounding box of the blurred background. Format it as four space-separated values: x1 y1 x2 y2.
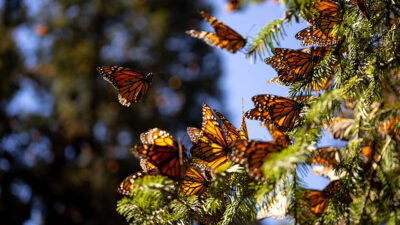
0 0 337 224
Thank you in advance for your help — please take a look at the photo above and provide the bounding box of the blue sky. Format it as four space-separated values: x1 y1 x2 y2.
206 1 338 223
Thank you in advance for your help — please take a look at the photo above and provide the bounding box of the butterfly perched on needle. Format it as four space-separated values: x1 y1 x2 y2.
301 180 340 217
245 95 306 132
310 146 344 181
229 139 285 180
295 0 340 47
188 104 248 173
186 10 246 53
179 164 213 197
118 169 159 196
131 128 186 180
265 47 330 85
97 66 153 107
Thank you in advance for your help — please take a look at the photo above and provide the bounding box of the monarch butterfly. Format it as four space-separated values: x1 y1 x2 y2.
131 128 186 179
240 113 249 140
311 146 340 168
295 1 339 47
256 191 288 220
188 104 246 172
260 122 291 148
378 117 399 138
323 117 354 140
97 66 153 107
225 0 240 12
117 170 159 196
265 47 330 85
186 10 246 53
302 180 340 216
229 139 285 180
180 164 212 197
245 95 306 131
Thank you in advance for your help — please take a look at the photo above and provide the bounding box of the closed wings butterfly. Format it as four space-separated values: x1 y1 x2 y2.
245 95 305 131
295 1 340 47
131 128 185 179
97 66 152 106
229 139 285 180
186 10 246 53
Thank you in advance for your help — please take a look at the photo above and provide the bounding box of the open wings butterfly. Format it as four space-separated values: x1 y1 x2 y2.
265 47 330 85
188 104 247 172
301 180 340 217
229 139 285 180
131 128 186 179
245 95 306 132
180 164 212 197
186 10 246 53
97 66 152 106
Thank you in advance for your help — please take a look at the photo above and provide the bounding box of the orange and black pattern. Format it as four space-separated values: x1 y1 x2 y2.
229 139 285 180
118 170 159 196
97 66 152 107
260 122 291 148
311 146 340 168
295 0 340 47
186 10 246 53
131 128 185 179
265 47 330 85
180 165 212 197
302 180 340 216
245 95 305 131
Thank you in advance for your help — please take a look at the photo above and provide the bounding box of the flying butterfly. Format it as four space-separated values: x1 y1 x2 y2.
117 170 159 196
301 180 340 217
131 128 186 179
186 10 246 53
295 1 340 47
245 95 306 132
265 47 330 85
179 164 213 197
229 139 285 180
97 66 153 107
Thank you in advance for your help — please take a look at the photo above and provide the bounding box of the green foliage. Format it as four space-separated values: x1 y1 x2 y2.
116 0 400 224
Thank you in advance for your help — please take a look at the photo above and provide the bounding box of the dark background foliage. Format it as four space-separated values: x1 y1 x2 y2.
0 0 223 224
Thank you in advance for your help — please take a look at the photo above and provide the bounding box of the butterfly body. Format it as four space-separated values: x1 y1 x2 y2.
131 128 186 179
97 66 153 106
229 139 284 180
186 11 246 53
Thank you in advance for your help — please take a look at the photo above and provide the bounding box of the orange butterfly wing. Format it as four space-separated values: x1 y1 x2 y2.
132 128 184 179
180 165 212 197
186 11 246 53
97 66 152 106
118 170 159 196
230 140 284 180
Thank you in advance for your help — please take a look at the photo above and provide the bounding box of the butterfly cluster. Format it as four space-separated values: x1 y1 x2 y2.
95 1 399 223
